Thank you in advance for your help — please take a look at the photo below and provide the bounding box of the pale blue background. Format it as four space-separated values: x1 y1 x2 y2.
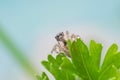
0 0 120 80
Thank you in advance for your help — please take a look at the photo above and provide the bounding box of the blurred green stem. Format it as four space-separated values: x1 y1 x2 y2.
0 27 38 77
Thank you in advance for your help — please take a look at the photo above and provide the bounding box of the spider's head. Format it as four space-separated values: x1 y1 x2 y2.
55 32 64 41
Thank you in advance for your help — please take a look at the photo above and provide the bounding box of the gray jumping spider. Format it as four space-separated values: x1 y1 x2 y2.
51 31 80 57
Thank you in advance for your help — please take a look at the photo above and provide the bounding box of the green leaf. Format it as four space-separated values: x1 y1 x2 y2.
36 75 41 80
112 52 120 68
61 57 76 73
101 44 120 72
67 40 72 56
69 38 120 80
41 53 76 80
40 38 120 80
41 61 50 71
41 72 49 80
36 72 49 80
70 39 92 80
41 54 63 80
89 40 102 79
101 44 118 70
98 65 120 80
56 53 66 64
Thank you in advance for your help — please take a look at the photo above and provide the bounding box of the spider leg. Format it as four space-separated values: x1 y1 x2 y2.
57 41 65 52
71 34 80 41
76 35 80 39
65 31 70 40
58 41 70 57
71 34 76 41
51 44 60 53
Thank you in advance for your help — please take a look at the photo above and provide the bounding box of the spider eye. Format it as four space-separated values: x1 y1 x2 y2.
55 35 60 41
57 35 59 38
60 33 62 36
60 32 64 36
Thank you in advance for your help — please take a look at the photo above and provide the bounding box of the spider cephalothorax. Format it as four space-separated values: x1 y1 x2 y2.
51 31 80 57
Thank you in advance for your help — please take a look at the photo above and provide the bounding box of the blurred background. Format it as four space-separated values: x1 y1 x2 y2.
0 0 120 80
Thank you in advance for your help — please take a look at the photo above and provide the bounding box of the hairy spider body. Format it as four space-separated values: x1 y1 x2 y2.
51 31 80 57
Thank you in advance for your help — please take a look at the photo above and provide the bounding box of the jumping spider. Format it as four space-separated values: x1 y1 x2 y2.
51 31 80 57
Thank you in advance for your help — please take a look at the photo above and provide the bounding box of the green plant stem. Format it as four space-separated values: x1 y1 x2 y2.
0 27 38 77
